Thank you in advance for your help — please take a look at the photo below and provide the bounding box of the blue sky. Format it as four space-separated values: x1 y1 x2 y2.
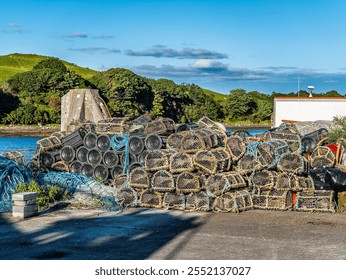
1 0 346 94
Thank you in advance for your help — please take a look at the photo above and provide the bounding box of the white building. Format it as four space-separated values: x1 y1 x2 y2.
273 96 346 127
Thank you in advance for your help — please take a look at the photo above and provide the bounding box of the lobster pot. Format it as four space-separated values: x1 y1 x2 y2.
129 167 150 189
3 151 26 165
169 151 194 173
96 117 128 134
145 134 166 150
176 123 199 133
237 154 262 174
291 175 315 192
264 131 301 153
310 146 335 168
249 170 278 190
93 165 109 181
83 132 98 149
110 166 124 179
185 191 210 212
139 189 163 208
181 132 206 153
226 135 247 162
51 161 69 172
81 163 93 178
166 132 185 150
129 162 143 171
138 150 149 164
50 131 66 141
40 149 61 168
205 172 247 197
252 189 292 210
61 128 87 149
256 140 290 169
60 145 76 163
275 172 292 190
70 160 83 174
212 190 253 213
194 129 220 149
103 150 119 168
144 150 169 172
144 117 175 135
119 153 137 166
197 116 226 135
76 146 89 163
151 170 175 192
96 134 111 152
113 174 128 189
162 192 185 211
176 172 201 194
277 152 308 175
193 149 229 175
114 186 138 207
128 135 145 155
87 148 102 166
35 136 61 155
295 190 335 212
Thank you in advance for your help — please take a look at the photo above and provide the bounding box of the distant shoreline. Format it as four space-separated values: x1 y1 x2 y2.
0 125 60 137
0 123 271 137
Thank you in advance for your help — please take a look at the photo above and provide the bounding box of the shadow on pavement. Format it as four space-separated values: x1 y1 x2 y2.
0 209 202 260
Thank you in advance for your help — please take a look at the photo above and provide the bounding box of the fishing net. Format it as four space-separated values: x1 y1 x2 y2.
151 170 175 192
277 152 308 175
185 191 210 212
205 171 247 197
3 151 26 165
51 161 70 172
249 170 277 190
114 185 138 207
212 190 253 213
169 151 194 173
225 135 247 162
166 132 186 150
175 172 201 193
139 188 163 208
295 190 335 212
256 140 290 169
291 175 315 192
310 146 335 168
96 117 128 134
237 154 262 174
162 192 185 210
181 132 206 153
144 117 175 135
252 189 292 210
144 150 169 171
129 167 150 189
275 172 292 190
264 131 301 153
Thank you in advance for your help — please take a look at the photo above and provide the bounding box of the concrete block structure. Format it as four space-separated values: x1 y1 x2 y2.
12 192 38 219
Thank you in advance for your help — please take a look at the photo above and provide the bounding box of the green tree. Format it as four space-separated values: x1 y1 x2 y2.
92 68 153 118
227 89 255 121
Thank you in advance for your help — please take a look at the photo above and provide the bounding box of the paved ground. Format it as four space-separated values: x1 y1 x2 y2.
0 207 345 260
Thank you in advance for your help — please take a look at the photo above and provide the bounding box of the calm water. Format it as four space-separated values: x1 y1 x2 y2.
0 136 40 161
0 129 267 162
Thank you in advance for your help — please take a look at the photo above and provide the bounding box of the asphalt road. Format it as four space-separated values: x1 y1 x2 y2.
0 207 345 260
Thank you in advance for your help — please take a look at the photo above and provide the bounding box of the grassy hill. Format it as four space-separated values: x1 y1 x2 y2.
0 53 226 101
0 53 98 82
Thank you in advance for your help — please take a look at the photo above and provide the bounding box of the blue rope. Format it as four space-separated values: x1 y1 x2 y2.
110 134 130 174
0 156 32 212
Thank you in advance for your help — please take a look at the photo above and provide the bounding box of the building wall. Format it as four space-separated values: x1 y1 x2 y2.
274 97 346 127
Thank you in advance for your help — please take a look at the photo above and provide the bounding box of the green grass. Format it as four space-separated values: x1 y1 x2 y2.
0 53 98 82
202 88 227 102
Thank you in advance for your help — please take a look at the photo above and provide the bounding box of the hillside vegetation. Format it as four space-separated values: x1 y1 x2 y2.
1 53 342 126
